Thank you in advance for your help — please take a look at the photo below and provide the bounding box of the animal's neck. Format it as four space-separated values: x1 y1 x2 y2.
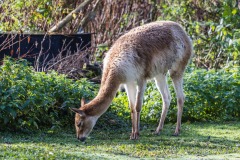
81 76 121 117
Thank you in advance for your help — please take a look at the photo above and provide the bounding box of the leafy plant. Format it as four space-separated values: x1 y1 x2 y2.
0 0 82 32
159 0 240 69
0 57 97 130
0 58 239 131
111 65 240 124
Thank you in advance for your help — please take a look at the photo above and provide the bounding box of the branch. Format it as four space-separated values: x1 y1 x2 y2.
48 0 94 33
80 0 101 29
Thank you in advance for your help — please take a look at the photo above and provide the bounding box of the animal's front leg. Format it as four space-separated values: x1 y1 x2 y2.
130 81 146 140
124 82 138 140
130 111 139 140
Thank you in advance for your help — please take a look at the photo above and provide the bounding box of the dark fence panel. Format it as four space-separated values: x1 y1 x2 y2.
0 33 91 64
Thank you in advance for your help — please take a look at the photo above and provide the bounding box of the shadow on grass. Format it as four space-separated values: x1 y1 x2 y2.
0 122 240 159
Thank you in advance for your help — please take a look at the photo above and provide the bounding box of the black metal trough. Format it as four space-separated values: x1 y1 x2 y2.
0 33 91 65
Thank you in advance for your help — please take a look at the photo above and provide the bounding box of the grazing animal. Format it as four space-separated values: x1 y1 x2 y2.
71 21 193 141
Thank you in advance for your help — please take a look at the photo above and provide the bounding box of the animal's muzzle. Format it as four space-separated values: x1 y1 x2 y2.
78 137 86 142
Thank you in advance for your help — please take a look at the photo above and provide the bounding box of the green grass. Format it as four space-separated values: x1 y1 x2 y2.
0 122 240 159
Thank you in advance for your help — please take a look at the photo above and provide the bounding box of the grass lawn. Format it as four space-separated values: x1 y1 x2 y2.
0 122 240 159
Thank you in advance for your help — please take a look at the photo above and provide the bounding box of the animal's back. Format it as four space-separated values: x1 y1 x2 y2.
103 21 193 83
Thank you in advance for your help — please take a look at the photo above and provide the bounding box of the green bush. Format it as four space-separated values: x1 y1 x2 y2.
111 66 240 124
0 58 96 130
1 58 239 131
159 0 240 68
183 66 240 122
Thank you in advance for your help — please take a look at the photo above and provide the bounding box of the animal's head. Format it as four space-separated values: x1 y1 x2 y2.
70 99 98 142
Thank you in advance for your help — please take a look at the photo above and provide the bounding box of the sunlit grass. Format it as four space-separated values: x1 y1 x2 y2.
0 122 240 159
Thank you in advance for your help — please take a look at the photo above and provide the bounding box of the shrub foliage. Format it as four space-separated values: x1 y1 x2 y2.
0 59 239 130
0 58 96 130
112 66 240 124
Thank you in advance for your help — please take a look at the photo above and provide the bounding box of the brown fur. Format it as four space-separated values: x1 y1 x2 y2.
71 21 193 141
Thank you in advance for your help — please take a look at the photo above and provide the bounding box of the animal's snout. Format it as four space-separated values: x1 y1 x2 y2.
78 137 86 142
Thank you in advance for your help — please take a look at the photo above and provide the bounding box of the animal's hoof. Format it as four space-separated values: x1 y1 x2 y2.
154 128 162 135
130 132 139 140
173 128 180 136
172 132 179 136
153 131 160 135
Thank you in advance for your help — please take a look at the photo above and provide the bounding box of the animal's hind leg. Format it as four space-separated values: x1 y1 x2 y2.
170 70 185 136
154 74 171 135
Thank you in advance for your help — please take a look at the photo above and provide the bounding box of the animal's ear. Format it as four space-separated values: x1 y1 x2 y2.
70 108 86 118
81 98 86 107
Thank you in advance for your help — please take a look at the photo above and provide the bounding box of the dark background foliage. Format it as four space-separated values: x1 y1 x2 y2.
1 0 239 68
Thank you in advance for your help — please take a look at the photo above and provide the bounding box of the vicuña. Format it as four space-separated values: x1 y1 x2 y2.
71 21 193 141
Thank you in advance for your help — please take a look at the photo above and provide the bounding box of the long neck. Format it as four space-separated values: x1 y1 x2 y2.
81 74 121 117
